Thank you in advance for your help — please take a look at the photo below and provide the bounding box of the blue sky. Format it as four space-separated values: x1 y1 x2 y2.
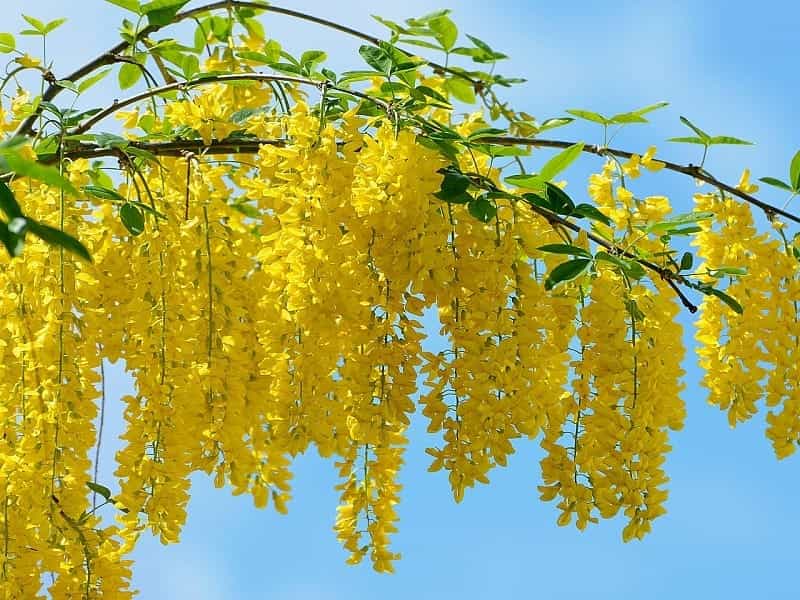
4 1 800 598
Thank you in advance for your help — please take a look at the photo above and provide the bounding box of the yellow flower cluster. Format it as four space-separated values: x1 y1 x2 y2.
537 160 686 539
0 160 134 597
694 174 800 458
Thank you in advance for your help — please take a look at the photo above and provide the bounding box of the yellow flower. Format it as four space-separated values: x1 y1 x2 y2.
736 168 759 193
642 146 665 171
15 53 41 68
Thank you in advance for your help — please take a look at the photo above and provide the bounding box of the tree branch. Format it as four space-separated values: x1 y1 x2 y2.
54 138 284 161
479 136 800 226
54 135 699 312
521 199 698 313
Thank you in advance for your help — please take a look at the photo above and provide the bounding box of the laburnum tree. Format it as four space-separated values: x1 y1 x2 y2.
0 0 797 597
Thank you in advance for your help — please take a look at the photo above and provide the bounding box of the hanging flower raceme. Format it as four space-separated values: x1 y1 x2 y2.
694 179 800 458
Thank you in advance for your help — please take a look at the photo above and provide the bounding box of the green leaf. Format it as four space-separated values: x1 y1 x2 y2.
467 194 496 223
609 111 649 124
2 152 79 196
466 127 506 140
539 117 574 132
94 133 129 149
193 22 209 51
708 135 753 146
56 79 80 93
428 15 458 51
208 16 232 41
89 163 114 189
594 251 643 279
434 169 472 204
537 244 591 259
320 68 338 83
662 225 702 237
790 150 800 191
522 192 554 212
240 15 265 41
473 144 529 158
632 101 669 116
262 40 282 63
380 81 410 96
679 252 694 271
444 77 475 104
372 15 408 34
141 0 189 27
520 183 576 216
300 50 327 69
26 220 91 262
340 70 384 83
77 68 111 93
667 136 707 145
405 9 452 26
83 185 126 202
181 54 199 79
358 45 392 74
646 211 714 234
269 62 303 76
709 288 743 314
565 109 609 125
236 50 276 65
118 62 142 90
461 34 507 63
571 203 611 226
710 266 747 277
759 177 792 192
43 18 67 34
542 182 575 215
104 0 141 13
538 142 584 182
22 15 47 34
398 38 443 51
413 85 450 104
418 135 460 164
0 181 22 219
544 258 591 291
625 260 646 280
0 33 16 53
120 203 145 236
465 35 498 55
86 481 112 501
505 174 545 192
679 116 710 141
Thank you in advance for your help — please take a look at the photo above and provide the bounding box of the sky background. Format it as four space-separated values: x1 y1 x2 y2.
4 1 800 598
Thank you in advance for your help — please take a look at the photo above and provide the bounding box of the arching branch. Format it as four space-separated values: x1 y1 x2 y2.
479 137 800 226
68 72 390 135
13 1 474 138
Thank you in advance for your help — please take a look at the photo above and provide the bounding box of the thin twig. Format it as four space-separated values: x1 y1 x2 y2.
91 358 106 512
68 73 389 135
